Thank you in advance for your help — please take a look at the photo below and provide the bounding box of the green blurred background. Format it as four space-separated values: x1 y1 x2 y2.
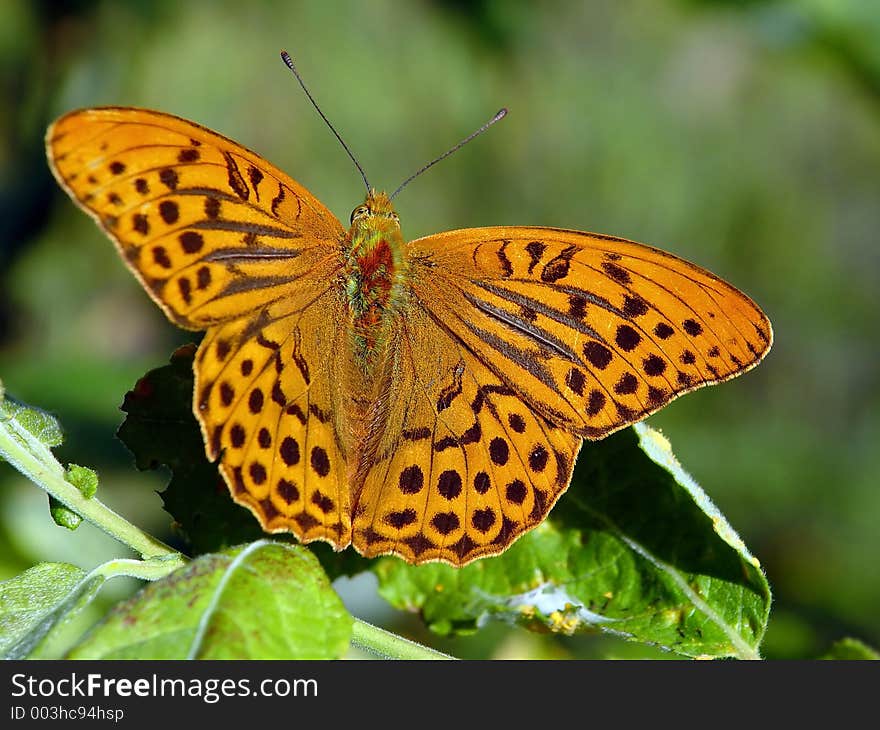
1 0 878 659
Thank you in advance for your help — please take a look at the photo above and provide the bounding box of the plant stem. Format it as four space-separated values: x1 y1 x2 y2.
90 556 187 582
350 618 455 660
0 409 178 560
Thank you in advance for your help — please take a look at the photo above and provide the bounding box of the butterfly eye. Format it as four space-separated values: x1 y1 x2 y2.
350 206 368 224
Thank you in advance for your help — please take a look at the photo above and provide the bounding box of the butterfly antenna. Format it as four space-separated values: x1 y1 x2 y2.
280 50 371 192
390 108 507 200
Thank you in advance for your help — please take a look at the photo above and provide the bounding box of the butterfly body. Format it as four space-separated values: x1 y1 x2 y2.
343 190 407 371
46 106 772 565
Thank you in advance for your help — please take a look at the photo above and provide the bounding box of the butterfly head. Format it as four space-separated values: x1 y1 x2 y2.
345 189 405 272
349 189 400 236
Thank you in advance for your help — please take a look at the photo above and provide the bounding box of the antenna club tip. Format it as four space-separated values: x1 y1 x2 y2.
495 108 508 120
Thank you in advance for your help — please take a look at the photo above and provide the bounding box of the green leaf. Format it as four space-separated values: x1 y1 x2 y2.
820 637 880 660
374 423 770 659
49 495 83 530
68 541 353 659
117 345 265 554
0 396 63 449
0 394 64 469
0 563 104 659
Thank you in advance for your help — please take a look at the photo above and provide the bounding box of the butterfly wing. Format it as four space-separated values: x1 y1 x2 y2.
405 226 772 440
351 225 771 565
46 107 344 329
196 283 354 547
47 107 354 548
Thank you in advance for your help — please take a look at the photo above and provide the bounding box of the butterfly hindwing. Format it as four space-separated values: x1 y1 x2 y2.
352 301 580 564
195 277 353 547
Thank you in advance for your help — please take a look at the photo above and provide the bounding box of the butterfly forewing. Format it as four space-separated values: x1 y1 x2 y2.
407 226 772 442
46 107 345 329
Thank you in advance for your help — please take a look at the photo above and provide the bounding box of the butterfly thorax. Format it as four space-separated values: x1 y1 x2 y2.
343 190 407 371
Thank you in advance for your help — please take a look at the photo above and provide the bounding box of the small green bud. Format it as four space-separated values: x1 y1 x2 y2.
65 464 99 498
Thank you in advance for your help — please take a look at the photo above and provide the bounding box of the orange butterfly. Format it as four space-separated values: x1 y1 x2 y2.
45 54 771 565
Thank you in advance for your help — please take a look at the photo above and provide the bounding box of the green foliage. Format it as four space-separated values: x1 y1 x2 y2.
820 638 880 660
68 542 352 660
0 393 79 532
0 562 103 659
0 394 64 457
0 364 787 658
48 495 82 530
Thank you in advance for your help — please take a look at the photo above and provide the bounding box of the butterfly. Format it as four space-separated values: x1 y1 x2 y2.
45 56 771 566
